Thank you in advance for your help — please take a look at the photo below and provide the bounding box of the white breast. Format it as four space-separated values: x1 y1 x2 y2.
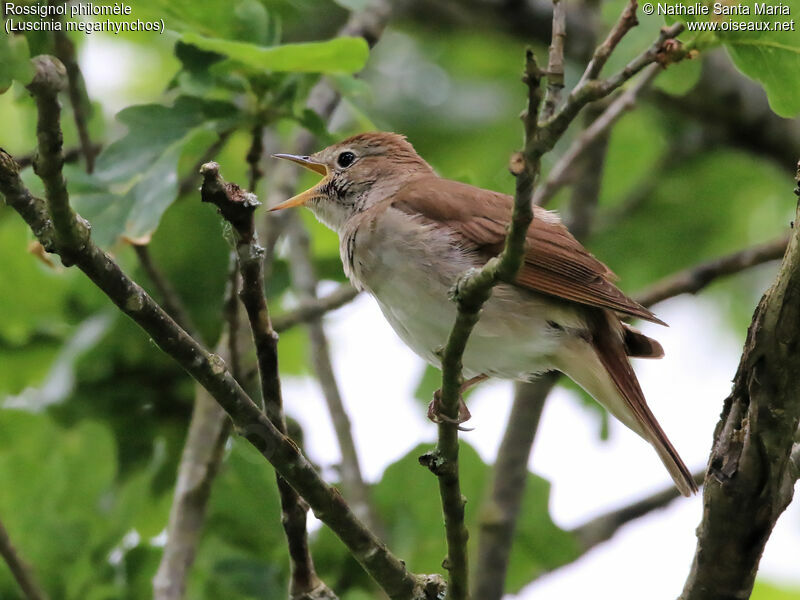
337 207 586 381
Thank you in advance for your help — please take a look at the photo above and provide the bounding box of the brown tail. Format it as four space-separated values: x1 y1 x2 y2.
590 312 696 496
554 311 697 496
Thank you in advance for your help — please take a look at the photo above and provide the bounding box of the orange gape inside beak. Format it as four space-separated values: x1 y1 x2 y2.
270 154 329 211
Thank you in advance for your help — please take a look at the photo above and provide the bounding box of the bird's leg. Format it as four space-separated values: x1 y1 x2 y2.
428 374 489 430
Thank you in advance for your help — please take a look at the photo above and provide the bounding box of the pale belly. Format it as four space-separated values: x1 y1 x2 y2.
342 209 586 381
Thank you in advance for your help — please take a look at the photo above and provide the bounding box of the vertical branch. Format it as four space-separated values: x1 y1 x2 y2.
51 24 96 173
0 518 48 600
541 0 567 121
286 215 381 532
472 376 556 600
153 257 238 600
200 163 336 599
421 50 544 600
577 0 639 87
152 385 230 600
678 168 800 600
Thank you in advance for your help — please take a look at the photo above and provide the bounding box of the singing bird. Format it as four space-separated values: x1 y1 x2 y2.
271 132 696 497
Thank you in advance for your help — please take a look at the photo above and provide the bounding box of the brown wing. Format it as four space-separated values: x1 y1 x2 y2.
390 176 665 325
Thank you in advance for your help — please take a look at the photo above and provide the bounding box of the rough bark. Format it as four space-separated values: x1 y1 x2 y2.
679 176 800 600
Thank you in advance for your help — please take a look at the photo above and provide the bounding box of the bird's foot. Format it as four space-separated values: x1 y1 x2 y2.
427 389 473 431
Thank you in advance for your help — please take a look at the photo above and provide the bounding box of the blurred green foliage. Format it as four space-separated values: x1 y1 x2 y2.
0 0 797 598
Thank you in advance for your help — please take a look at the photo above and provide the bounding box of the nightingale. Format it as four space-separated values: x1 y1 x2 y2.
271 132 697 497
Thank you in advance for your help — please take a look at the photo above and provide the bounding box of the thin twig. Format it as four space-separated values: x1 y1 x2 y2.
577 0 638 87
473 377 556 600
15 144 101 169
570 469 705 553
52 24 96 173
541 0 566 121
286 214 380 532
200 162 334 599
473 108 611 597
273 284 360 333
0 517 48 600
0 57 442 600
534 63 661 207
133 244 198 336
563 103 611 240
537 22 685 152
247 124 265 192
634 236 790 308
177 130 233 198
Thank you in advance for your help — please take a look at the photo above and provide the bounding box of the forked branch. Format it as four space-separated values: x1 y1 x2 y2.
0 56 443 600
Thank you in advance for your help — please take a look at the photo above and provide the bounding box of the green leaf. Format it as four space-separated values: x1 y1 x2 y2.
74 97 237 247
124 127 217 244
0 31 33 93
653 54 702 95
94 96 238 182
661 0 800 116
725 31 800 117
179 33 370 74
363 442 580 590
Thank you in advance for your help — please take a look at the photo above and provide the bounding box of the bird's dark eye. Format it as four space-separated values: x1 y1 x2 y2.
337 151 356 168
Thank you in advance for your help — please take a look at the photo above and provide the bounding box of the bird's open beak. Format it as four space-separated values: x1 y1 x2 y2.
269 154 328 211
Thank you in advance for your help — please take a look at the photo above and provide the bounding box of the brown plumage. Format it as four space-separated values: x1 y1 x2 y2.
272 131 697 496
390 176 666 326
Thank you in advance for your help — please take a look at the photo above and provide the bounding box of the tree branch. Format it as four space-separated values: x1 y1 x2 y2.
15 144 101 170
153 252 239 600
473 100 611 596
0 58 443 600
570 469 705 553
200 162 334 599
418 49 544 600
286 215 381 532
152 378 231 600
536 22 685 153
540 0 566 121
155 3 390 595
272 284 360 333
634 236 790 308
0 517 48 600
577 0 638 87
52 22 96 173
473 377 556 600
678 167 800 600
534 63 661 207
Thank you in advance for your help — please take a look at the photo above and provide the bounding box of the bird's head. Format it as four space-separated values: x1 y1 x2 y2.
271 132 432 231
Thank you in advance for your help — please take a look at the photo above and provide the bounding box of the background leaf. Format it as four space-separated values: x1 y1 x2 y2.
180 33 370 74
